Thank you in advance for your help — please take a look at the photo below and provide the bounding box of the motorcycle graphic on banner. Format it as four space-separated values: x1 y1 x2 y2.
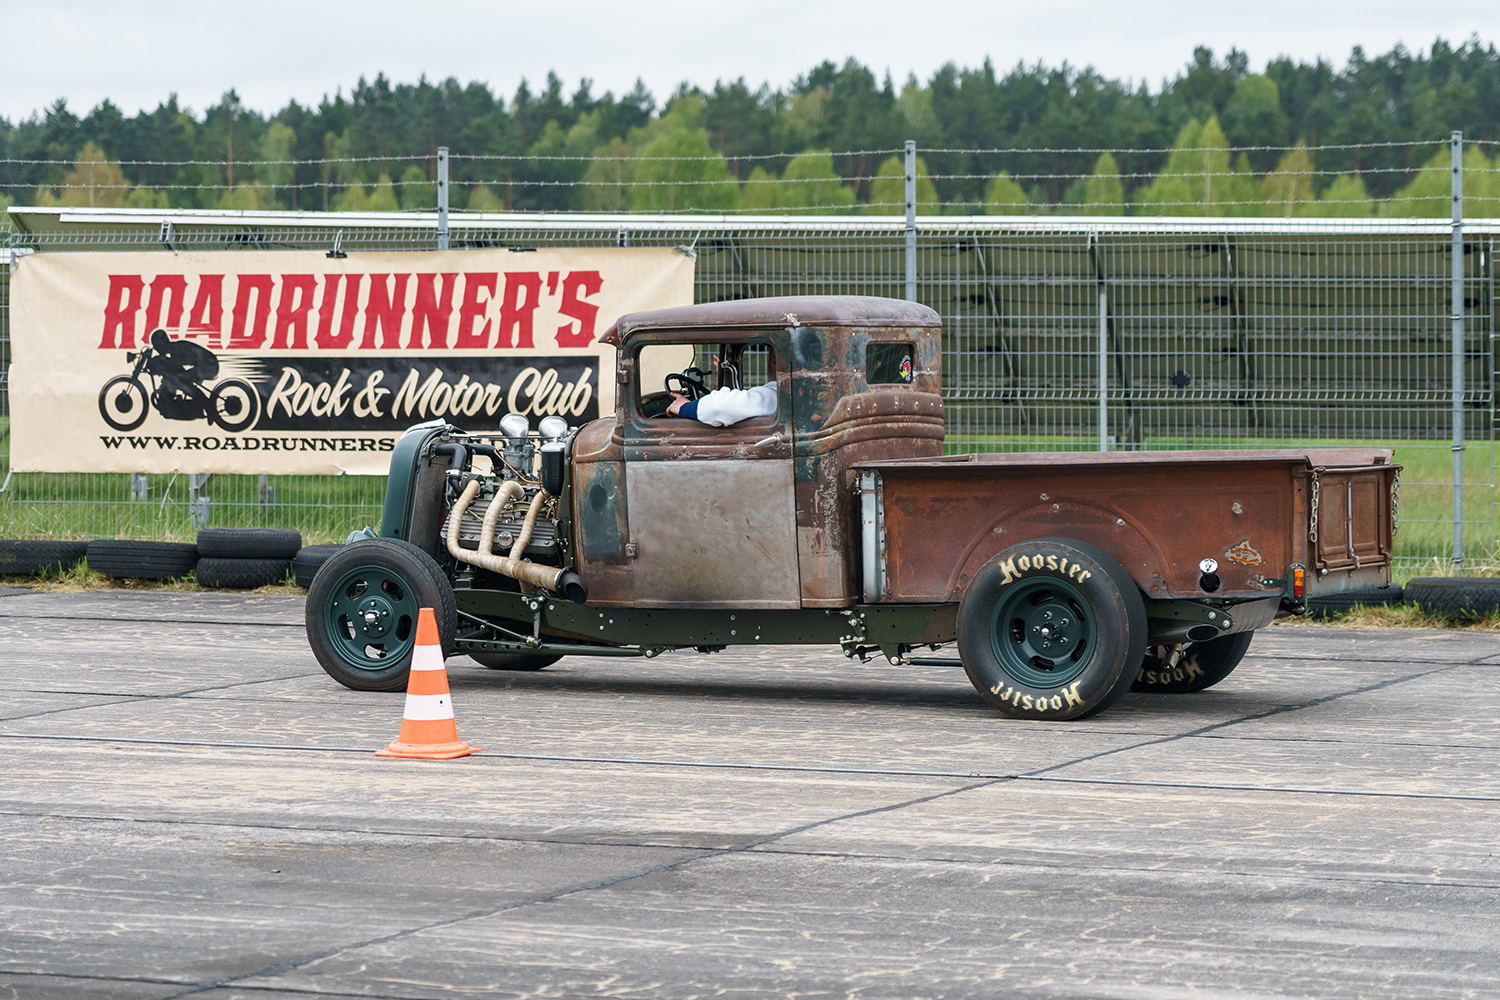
98 330 261 432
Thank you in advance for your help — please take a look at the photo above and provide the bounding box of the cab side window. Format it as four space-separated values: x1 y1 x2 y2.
867 342 915 384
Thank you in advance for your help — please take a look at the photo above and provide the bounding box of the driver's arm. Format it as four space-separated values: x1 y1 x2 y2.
672 381 776 426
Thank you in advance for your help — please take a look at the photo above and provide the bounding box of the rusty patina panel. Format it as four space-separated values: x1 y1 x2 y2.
790 320 944 606
864 449 1396 603
625 458 801 609
570 417 634 605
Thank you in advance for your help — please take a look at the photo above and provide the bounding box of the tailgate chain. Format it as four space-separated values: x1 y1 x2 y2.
1390 467 1401 536
1308 468 1321 543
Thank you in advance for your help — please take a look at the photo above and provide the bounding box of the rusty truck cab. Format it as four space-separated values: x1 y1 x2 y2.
572 296 945 608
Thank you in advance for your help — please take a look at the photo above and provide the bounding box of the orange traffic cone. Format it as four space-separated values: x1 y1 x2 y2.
376 607 480 760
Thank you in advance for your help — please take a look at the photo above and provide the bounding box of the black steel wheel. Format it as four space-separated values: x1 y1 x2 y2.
305 538 456 691
98 376 149 431
470 651 562 671
1130 631 1254 693
957 537 1146 721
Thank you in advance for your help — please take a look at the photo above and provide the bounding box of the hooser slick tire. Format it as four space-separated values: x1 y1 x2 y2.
957 537 1146 721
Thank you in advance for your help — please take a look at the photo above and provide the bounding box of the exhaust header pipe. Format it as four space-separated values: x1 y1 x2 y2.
445 479 588 604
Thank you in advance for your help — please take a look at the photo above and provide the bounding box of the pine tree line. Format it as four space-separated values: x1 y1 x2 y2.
4 39 1498 217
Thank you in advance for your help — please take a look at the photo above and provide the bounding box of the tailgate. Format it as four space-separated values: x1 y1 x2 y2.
1306 463 1400 587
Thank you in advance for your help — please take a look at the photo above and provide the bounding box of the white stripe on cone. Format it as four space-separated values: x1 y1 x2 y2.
410 642 445 671
400 693 454 721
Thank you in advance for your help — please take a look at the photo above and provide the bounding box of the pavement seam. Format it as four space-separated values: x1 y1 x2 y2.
0 968 408 1000
142 778 1000 1000
0 673 329 724
0 614 304 627
9 806 1499 893
1023 659 1473 777
739 843 1500 890
7 733 1500 800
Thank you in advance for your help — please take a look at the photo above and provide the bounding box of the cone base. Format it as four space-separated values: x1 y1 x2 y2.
375 739 480 760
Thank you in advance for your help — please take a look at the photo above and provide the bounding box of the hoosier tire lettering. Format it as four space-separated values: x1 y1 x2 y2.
957 537 1146 721
1130 631 1254 694
999 552 1092 585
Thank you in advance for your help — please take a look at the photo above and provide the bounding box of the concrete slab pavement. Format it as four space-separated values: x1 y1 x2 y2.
2 592 1498 999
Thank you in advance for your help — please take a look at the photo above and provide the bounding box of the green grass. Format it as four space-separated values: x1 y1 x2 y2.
0 414 384 542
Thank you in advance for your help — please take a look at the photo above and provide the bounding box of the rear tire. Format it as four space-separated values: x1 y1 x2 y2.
209 378 261 432
1131 631 1254 693
470 652 561 671
305 539 456 691
957 537 1146 721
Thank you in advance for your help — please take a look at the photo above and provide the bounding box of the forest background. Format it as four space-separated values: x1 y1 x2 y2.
4 38 1500 219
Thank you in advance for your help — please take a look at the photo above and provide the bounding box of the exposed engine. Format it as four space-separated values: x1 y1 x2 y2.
430 413 585 604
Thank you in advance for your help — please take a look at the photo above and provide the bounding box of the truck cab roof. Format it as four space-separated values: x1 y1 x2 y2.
602 295 942 345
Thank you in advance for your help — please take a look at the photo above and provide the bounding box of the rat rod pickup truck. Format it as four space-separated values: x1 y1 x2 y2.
305 296 1400 721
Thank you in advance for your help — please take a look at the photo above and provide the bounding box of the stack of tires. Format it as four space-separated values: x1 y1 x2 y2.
293 543 344 588
3 533 344 591
195 528 301 589
1306 583 1405 619
0 540 90 577
1404 577 1500 616
86 539 199 581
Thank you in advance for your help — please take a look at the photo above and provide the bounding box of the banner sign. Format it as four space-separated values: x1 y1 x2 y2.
8 248 694 474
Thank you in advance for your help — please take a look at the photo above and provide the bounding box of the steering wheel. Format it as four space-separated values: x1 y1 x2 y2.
665 367 710 401
640 366 712 419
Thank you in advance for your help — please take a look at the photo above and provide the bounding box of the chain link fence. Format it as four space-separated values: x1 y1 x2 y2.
2 210 1495 573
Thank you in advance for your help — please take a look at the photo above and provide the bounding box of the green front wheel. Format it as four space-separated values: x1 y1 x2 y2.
305 539 457 691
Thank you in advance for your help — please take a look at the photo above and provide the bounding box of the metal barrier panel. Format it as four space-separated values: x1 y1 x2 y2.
1 213 1494 573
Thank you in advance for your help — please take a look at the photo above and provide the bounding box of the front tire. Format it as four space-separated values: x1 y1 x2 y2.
957 537 1146 721
99 376 149 431
305 538 456 691
1131 632 1253 693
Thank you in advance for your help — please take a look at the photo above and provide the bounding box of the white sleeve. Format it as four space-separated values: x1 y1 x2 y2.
694 381 778 426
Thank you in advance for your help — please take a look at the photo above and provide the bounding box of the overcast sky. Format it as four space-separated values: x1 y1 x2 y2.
7 0 1496 123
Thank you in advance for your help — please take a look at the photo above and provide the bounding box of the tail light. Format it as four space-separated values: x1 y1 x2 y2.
1292 566 1305 598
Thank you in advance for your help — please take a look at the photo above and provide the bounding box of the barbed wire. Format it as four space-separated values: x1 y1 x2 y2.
0 138 1479 172
450 149 904 162
13 160 1496 194
925 140 1460 155
0 149 902 169
0 154 432 168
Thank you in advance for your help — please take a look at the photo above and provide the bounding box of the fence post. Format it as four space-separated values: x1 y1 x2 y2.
189 473 213 528
437 146 450 251
1451 130 1465 567
1098 285 1109 452
904 140 916 301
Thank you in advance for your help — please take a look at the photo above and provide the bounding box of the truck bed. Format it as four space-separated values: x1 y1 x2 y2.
856 449 1398 605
